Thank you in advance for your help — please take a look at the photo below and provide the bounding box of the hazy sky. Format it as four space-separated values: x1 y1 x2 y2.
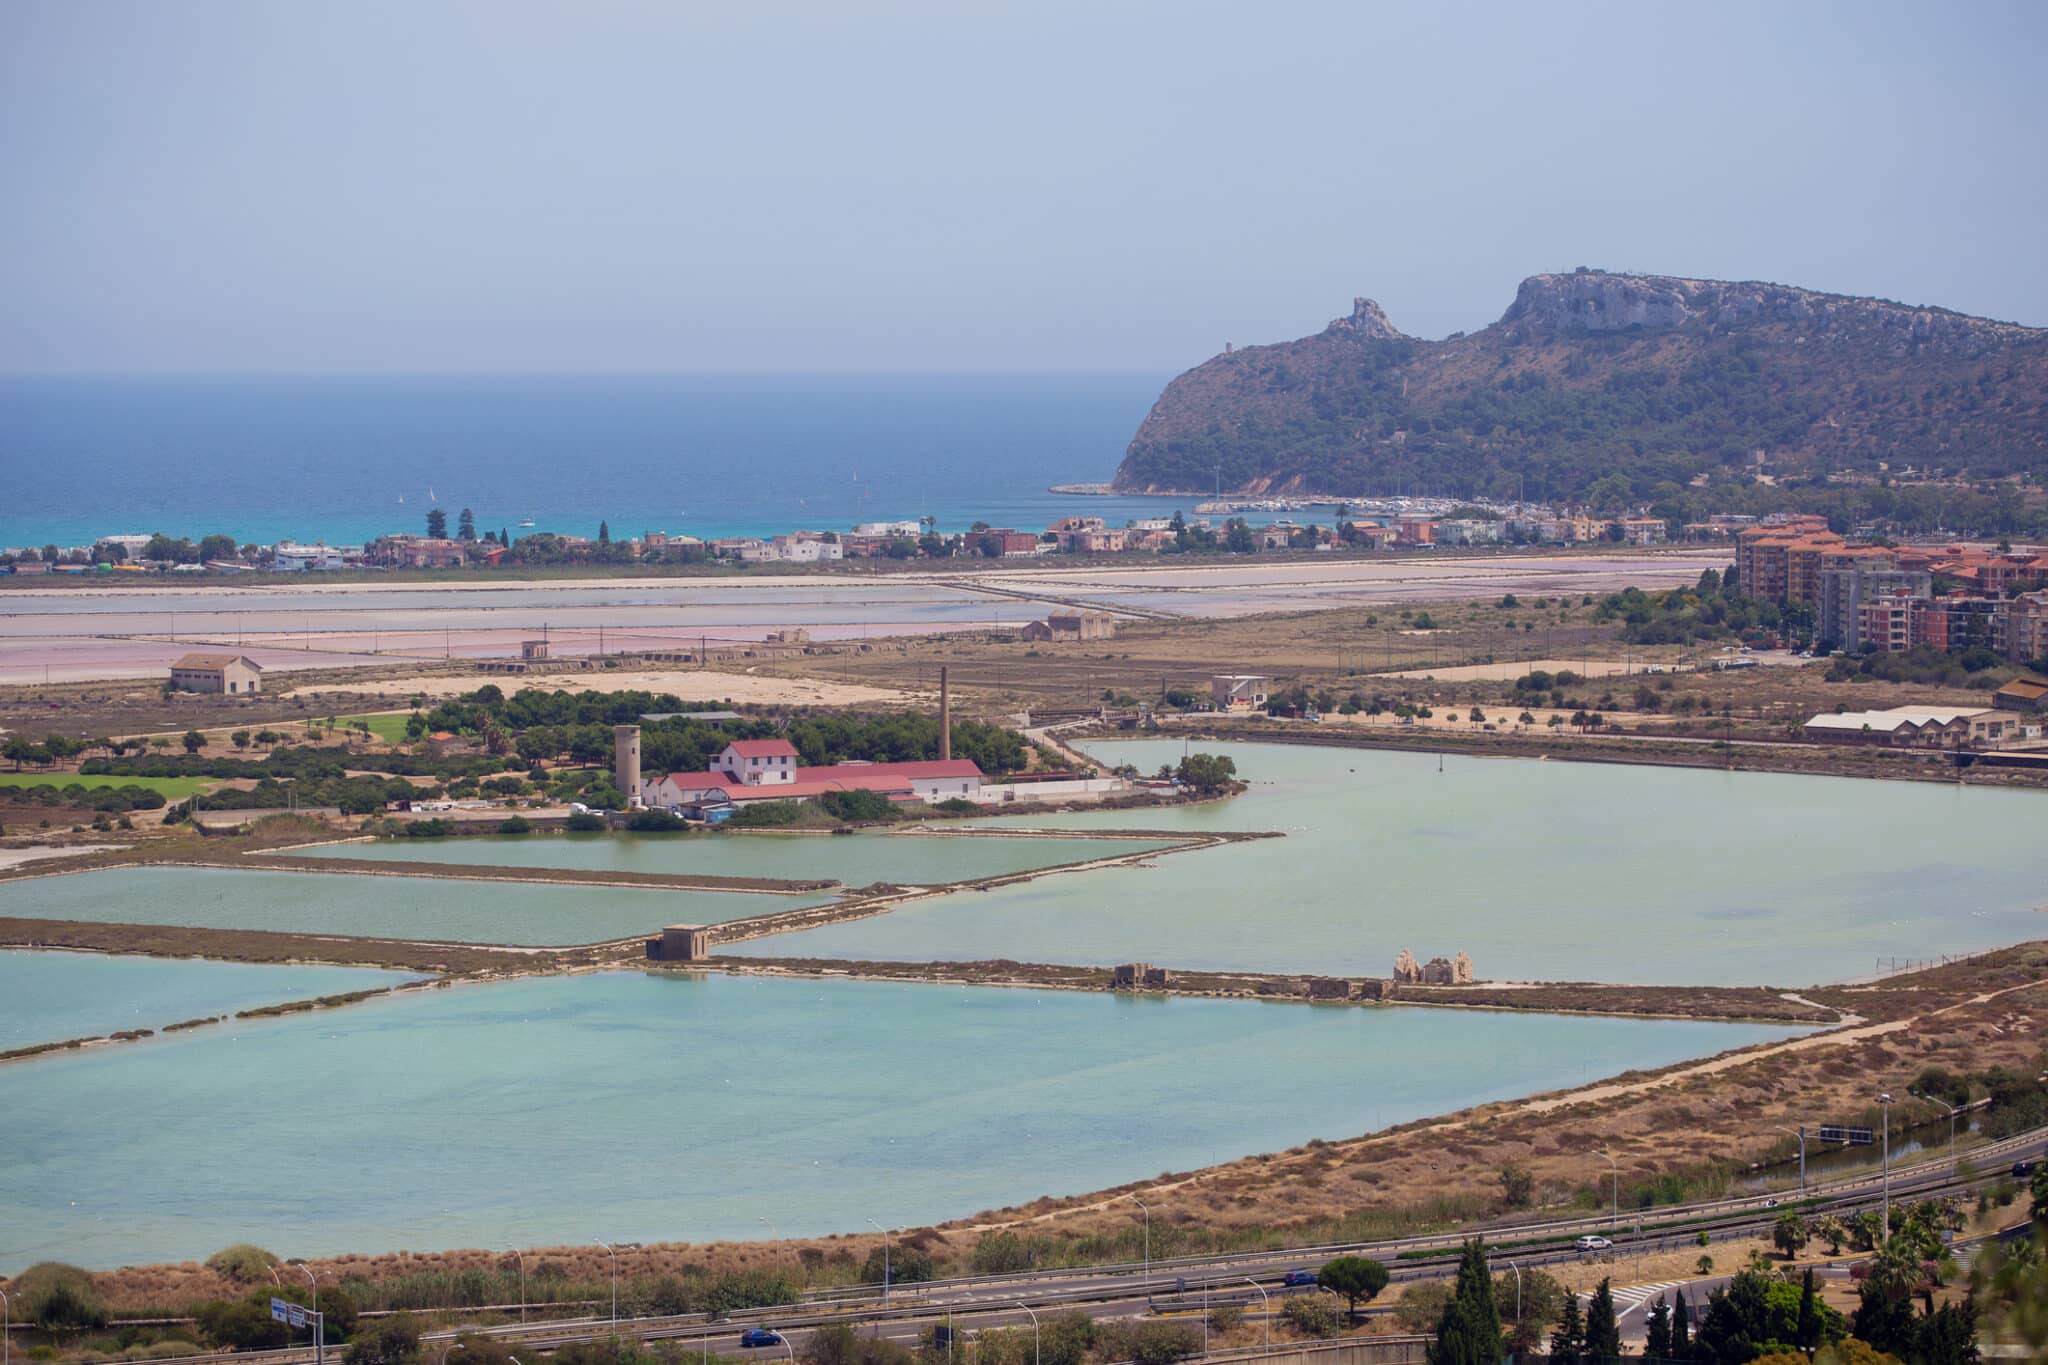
3 0 2045 373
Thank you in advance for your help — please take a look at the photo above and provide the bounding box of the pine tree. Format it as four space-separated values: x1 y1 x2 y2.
1551 1294 1586 1365
457 507 476 540
426 507 447 538
598 520 610 543
1644 1296 1672 1360
501 527 509 545
1671 1289 1691 1359
1427 1238 1504 1365
1586 1279 1623 1360
1795 1268 1819 1351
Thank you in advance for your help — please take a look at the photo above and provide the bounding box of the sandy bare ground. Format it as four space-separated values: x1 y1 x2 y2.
1 550 1722 685
289 667 918 706
1368 652 1806 682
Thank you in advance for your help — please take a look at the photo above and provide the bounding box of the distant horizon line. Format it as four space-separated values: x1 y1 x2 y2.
0 366 1180 381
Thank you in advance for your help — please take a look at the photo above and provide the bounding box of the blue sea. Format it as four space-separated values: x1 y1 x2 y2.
0 373 1189 549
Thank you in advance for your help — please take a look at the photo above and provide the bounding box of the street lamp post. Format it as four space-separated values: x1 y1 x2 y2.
1879 1093 1894 1241
866 1219 892 1303
1122 1195 1151 1299
778 1337 795 1365
298 1266 323 1365
758 1217 777 1244
3 1285 12 1365
1242 1278 1269 1354
505 1248 526 1322
1016 1303 1040 1365
1504 1259 1522 1329
595 1241 619 1333
1598 1151 1619 1233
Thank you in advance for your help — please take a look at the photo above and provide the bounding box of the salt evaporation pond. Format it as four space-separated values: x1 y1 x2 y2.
0 865 830 945
0 949 421 1049
739 740 2048 985
299 830 1172 885
0 969 1805 1271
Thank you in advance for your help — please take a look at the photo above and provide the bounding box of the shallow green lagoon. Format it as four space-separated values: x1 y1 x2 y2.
740 740 2048 986
0 950 420 1049
0 969 1804 1271
299 830 1171 885
0 866 830 945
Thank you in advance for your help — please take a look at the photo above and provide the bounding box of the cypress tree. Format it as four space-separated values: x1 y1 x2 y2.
1586 1279 1623 1360
1644 1296 1672 1360
1794 1268 1819 1352
1551 1294 1586 1365
1427 1238 1504 1365
1671 1289 1691 1359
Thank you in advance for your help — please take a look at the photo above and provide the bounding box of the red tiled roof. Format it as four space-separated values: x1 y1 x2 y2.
722 739 799 759
728 776 914 801
798 760 983 782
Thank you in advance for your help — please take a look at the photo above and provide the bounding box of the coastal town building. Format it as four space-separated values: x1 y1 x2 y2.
1992 677 2048 711
770 532 844 562
1816 567 1931 651
370 535 470 569
1211 675 1269 711
272 541 349 571
1800 705 2020 749
1611 516 1669 545
167 653 264 694
1021 611 1116 643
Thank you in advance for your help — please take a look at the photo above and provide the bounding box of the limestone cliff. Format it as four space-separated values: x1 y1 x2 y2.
1113 270 2048 505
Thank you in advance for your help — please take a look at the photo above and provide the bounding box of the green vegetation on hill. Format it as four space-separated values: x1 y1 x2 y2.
1117 272 2048 537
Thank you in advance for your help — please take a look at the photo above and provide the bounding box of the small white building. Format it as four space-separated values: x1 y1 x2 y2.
168 652 265 695
1211 674 1268 711
642 774 735 809
715 739 800 785
273 541 346 571
771 533 845 563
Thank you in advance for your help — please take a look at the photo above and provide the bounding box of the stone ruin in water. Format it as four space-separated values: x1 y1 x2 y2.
1392 948 1474 985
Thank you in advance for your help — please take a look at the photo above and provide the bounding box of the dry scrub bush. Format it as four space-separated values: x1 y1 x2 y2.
205 1245 280 1284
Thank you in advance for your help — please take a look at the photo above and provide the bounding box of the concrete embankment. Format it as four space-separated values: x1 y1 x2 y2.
1118 718 2048 789
702 954 1844 1026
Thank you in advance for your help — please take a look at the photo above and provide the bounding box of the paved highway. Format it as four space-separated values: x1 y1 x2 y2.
134 1127 2045 1365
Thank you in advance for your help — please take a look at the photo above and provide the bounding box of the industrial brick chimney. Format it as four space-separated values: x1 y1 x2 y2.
939 665 951 762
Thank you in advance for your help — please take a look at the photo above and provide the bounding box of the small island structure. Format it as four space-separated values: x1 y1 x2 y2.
1393 949 1474 985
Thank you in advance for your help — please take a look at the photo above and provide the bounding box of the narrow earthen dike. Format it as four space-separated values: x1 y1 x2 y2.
712 829 1274 945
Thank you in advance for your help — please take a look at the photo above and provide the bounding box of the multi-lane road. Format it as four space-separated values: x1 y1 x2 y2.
123 1125 2043 1365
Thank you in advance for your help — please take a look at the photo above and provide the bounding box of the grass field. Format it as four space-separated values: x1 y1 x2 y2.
0 772 214 798
337 713 414 743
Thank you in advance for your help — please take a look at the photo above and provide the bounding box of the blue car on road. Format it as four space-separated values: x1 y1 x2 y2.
739 1330 785 1349
1282 1269 1318 1287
